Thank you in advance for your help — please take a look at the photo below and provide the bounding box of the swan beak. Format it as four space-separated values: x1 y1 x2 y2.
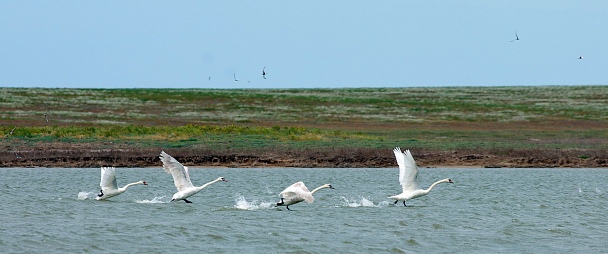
448 179 454 183
221 178 228 182
143 181 148 185
329 185 335 189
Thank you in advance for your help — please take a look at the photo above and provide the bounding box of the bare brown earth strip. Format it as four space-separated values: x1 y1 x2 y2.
2 142 606 168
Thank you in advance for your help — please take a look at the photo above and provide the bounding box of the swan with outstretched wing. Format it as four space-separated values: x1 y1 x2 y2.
276 181 334 210
96 167 147 200
388 147 453 206
160 151 227 203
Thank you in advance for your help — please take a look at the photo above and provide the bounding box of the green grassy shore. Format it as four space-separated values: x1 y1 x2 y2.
1 86 607 168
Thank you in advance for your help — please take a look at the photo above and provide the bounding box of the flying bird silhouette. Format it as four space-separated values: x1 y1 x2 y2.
510 31 520 42
262 67 266 79
234 73 239 82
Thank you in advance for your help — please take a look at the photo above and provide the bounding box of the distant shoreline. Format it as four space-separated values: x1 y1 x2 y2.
2 87 607 168
2 143 606 168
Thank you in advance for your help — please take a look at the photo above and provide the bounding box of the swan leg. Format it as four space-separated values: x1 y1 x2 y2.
184 199 192 203
393 200 398 205
403 201 407 207
286 206 291 211
97 190 104 197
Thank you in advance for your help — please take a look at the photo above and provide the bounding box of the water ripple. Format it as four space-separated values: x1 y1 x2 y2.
1 167 608 253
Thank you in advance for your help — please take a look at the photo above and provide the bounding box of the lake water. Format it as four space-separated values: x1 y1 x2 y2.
1 167 607 253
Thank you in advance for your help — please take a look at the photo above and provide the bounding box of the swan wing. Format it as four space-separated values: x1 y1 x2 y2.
393 147 420 192
100 167 118 191
159 151 194 191
280 181 314 203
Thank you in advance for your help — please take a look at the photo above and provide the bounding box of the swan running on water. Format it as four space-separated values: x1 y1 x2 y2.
159 151 228 203
388 147 453 206
276 181 334 210
96 167 147 200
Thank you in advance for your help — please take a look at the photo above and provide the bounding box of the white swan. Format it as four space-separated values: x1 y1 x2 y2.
159 151 227 203
95 167 147 200
388 147 453 206
276 181 334 210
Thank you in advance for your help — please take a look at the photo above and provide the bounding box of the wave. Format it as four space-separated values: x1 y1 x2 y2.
339 196 391 208
234 194 275 210
77 191 95 200
577 182 604 195
136 196 168 204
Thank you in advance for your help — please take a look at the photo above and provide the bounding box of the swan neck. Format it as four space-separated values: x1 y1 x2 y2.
200 179 221 189
311 185 328 194
120 181 142 190
423 179 448 193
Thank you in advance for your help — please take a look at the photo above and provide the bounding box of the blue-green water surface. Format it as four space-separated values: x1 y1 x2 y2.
1 167 607 253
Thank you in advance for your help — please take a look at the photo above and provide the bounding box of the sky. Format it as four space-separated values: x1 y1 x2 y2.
0 1 607 89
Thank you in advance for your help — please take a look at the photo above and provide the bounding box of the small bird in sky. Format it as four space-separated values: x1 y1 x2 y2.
579 56 584 60
262 67 267 79
510 31 519 42
44 109 49 122
234 73 239 82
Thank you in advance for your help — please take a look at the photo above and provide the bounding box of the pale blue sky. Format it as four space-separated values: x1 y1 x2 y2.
1 1 606 88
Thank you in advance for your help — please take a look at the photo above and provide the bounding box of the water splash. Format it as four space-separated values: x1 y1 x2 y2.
376 201 392 207
340 196 382 208
77 191 94 200
234 194 274 210
136 196 167 204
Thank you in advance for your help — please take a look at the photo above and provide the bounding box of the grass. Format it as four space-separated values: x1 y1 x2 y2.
2 86 608 126
1 86 607 167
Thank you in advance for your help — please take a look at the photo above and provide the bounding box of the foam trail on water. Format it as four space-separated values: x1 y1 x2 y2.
340 196 377 207
136 196 168 204
340 196 391 208
234 194 274 210
78 191 94 200
377 201 391 207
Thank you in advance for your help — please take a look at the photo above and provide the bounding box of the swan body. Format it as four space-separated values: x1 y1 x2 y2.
276 181 334 210
95 167 147 200
159 151 227 203
388 147 453 206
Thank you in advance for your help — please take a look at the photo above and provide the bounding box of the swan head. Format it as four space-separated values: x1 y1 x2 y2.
140 181 148 185
447 179 454 184
325 184 335 189
217 177 228 182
